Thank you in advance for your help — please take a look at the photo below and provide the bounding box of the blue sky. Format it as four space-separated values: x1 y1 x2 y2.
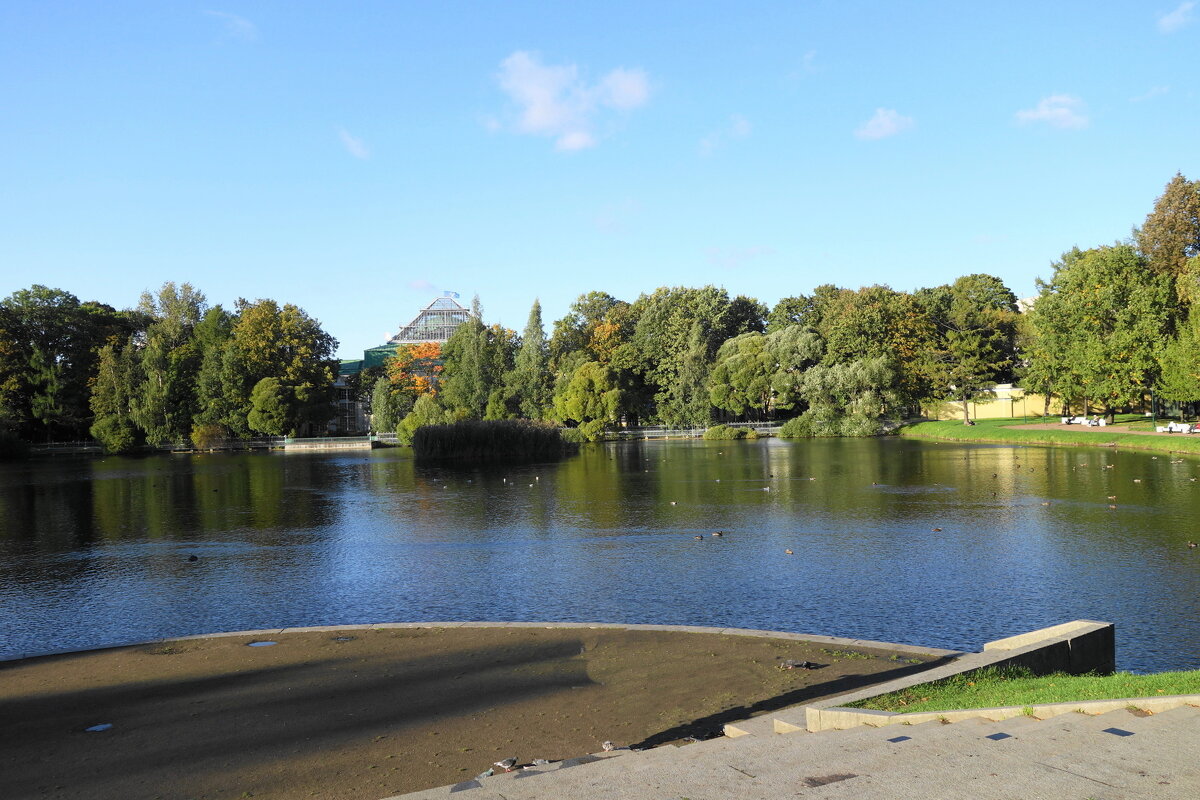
3 2 1198 359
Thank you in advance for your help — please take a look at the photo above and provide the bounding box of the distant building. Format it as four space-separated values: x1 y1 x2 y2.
330 294 475 433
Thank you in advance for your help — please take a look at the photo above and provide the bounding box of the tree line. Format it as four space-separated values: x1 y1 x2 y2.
0 283 337 453
370 173 1200 439
3 172 1197 453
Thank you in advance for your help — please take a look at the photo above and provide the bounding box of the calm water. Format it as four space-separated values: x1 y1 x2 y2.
2 439 1198 672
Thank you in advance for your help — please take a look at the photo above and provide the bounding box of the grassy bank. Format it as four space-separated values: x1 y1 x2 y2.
900 417 1200 455
848 666 1200 714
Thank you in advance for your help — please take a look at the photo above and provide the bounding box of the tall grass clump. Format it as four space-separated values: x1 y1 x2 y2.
703 424 759 440
412 419 580 463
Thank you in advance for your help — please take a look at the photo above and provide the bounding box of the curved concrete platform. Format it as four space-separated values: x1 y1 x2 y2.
0 620 962 663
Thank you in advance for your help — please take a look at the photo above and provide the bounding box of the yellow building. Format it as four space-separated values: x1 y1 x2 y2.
923 384 1064 421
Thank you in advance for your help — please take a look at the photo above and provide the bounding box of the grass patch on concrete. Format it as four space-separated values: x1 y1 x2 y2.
848 666 1200 713
900 417 1200 454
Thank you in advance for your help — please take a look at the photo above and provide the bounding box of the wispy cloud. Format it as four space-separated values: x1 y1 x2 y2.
1158 1 1196 33
493 51 651 151
854 108 915 141
706 246 775 270
1015 94 1089 129
408 279 435 291
788 50 820 80
203 10 257 42
698 114 752 156
337 128 370 159
1131 86 1170 102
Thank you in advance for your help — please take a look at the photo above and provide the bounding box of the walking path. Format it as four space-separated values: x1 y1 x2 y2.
1010 421 1190 437
392 704 1200 799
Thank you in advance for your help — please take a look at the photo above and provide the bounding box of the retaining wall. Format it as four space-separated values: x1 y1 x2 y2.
800 619 1115 732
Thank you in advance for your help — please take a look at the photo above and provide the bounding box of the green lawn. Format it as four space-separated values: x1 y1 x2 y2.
900 416 1200 454
848 666 1200 714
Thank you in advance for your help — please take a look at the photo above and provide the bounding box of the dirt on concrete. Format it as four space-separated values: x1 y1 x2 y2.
0 626 947 800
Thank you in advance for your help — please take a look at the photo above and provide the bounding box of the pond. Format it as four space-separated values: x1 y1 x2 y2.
2 438 1198 673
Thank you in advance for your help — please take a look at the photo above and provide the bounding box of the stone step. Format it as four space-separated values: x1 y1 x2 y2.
390 705 1200 800
722 713 777 737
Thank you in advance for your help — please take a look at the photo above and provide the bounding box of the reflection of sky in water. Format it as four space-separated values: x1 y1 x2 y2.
2 441 1199 672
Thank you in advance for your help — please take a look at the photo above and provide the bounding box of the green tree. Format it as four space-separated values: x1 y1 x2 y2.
369 374 411 433
192 306 235 427
708 332 773 417
617 286 765 425
813 285 936 407
247 377 296 435
131 282 207 444
1028 245 1175 420
923 274 1019 422
548 291 628 368
554 360 622 440
797 357 901 435
707 325 825 418
505 299 552 419
0 285 132 440
397 393 450 444
88 341 141 453
219 299 337 435
1137 172 1200 295
440 296 489 417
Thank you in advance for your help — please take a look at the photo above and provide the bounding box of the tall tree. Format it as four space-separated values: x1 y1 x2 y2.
131 282 207 444
923 274 1019 422
439 296 489 418
617 286 765 424
218 299 337 435
192 306 235 431
88 340 141 453
0 285 131 440
506 299 552 419
1028 245 1174 419
1137 172 1200 295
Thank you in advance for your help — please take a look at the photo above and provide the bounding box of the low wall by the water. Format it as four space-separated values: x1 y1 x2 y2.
797 620 1115 732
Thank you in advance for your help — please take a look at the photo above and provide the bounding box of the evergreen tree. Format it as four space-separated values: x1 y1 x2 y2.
440 296 489 418
506 299 551 419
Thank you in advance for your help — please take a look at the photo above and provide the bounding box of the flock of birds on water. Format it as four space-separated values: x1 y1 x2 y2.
176 447 1200 567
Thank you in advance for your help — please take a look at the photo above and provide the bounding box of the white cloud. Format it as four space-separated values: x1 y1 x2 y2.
337 128 370 159
408 279 435 291
1158 1 1196 33
494 51 651 151
1015 94 1089 129
598 68 651 109
203 10 257 41
699 114 752 156
854 108 915 140
1131 86 1170 102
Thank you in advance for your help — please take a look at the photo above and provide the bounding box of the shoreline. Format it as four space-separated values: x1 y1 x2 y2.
900 418 1200 455
0 623 951 799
